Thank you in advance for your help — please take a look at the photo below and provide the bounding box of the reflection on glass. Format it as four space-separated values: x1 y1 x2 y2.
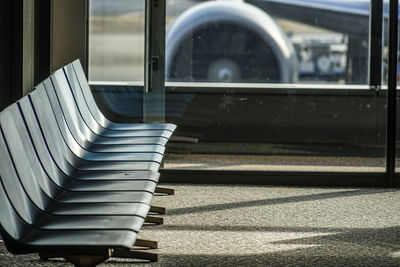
88 0 145 82
166 0 371 84
87 0 387 173
161 0 386 172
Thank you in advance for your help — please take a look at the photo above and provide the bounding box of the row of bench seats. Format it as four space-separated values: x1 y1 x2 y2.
0 60 176 266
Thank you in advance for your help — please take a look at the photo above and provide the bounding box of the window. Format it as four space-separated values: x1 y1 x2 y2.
162 0 385 172
88 0 145 82
166 0 370 84
88 0 391 176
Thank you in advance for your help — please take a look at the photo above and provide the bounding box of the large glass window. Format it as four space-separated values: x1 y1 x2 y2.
166 0 369 84
88 0 145 82
162 0 385 172
88 0 388 174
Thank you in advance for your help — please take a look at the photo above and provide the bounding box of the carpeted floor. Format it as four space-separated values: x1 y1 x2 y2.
1 184 400 266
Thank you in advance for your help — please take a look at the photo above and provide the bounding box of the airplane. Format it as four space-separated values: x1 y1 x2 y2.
166 0 396 84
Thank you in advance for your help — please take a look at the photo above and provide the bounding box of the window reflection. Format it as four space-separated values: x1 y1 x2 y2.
88 0 387 173
166 0 370 84
89 0 145 82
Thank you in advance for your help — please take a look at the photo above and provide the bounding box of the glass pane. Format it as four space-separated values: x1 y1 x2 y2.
86 0 386 174
88 0 145 82
160 0 386 173
166 0 370 85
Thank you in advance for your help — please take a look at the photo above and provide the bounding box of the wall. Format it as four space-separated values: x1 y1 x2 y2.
51 0 88 74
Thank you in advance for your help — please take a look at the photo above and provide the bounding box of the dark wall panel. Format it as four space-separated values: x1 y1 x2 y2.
51 0 88 74
35 0 51 84
0 1 24 111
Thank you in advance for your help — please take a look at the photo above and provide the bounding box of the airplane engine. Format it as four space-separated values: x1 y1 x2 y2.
166 0 298 83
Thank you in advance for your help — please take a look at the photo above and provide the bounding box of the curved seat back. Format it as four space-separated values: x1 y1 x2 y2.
0 105 51 220
22 88 160 171
18 90 82 176
66 60 177 132
70 60 110 128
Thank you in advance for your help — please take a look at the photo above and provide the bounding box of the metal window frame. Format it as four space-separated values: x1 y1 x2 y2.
144 0 166 123
160 169 391 187
386 0 398 186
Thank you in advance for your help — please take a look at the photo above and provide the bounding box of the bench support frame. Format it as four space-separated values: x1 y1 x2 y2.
145 215 164 225
39 246 158 266
155 186 175 195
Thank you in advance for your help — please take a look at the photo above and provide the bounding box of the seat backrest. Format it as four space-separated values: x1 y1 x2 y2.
45 74 97 147
18 89 80 176
0 170 26 245
0 123 61 241
62 64 110 135
26 86 160 171
38 80 93 160
1 102 64 197
40 79 163 162
0 124 47 254
0 104 51 218
44 76 166 154
66 60 177 132
70 59 110 128
16 96 74 186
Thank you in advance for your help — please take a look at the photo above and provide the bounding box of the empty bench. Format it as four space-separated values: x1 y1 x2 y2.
0 60 176 266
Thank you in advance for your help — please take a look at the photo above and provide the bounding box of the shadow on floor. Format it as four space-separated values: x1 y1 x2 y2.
168 188 395 215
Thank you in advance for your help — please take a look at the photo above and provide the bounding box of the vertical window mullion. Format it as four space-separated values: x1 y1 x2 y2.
144 0 166 123
369 0 383 88
386 0 398 185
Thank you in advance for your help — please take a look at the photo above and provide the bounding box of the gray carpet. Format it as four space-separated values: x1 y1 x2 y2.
1 184 400 266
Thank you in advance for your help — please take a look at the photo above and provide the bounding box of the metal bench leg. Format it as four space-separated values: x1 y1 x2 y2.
155 186 175 195
150 205 166 214
39 249 112 267
39 247 159 265
134 238 158 249
112 248 158 262
145 215 164 225
39 252 53 260
63 253 110 267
